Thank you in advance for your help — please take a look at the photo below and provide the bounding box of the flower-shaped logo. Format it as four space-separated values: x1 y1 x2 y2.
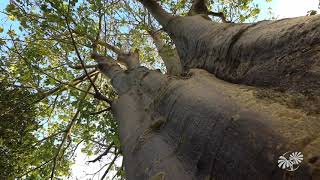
278 151 303 171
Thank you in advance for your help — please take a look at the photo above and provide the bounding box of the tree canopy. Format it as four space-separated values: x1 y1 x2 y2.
0 0 273 179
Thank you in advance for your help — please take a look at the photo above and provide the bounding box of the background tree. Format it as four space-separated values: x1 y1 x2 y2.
0 79 68 179
1 0 319 179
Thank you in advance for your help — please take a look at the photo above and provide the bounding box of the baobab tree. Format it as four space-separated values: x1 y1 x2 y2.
1 0 320 179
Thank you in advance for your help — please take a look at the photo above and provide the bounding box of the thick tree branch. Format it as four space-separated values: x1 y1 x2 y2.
91 53 124 78
165 15 320 113
148 28 182 76
188 0 209 15
117 50 140 70
188 0 229 22
208 11 229 23
91 52 129 94
137 0 174 28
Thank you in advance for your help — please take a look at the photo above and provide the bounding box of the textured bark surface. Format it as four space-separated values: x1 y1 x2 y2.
149 31 182 76
108 67 320 180
165 15 320 113
94 1 320 179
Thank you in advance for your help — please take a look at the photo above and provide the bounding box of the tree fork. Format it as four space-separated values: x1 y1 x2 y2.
138 0 320 113
111 67 320 179
92 45 320 179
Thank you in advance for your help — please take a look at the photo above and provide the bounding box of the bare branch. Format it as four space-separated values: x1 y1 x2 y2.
71 29 123 55
50 109 81 180
92 6 104 53
69 64 97 69
100 151 120 180
50 80 95 179
32 130 65 147
69 139 84 159
38 70 98 102
65 6 98 93
64 5 112 104
3 41 105 117
88 142 115 163
90 107 112 115
90 138 109 148
17 158 54 178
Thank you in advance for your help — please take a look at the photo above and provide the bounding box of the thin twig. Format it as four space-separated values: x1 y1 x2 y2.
32 130 65 147
88 142 115 163
64 0 112 104
100 151 120 180
17 158 54 178
90 107 112 115
112 158 123 180
50 80 95 179
50 109 80 180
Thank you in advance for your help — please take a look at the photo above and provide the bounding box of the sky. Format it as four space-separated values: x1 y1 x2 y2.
0 0 319 179
273 0 320 18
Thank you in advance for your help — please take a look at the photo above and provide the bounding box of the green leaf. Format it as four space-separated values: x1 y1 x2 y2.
8 14 16 21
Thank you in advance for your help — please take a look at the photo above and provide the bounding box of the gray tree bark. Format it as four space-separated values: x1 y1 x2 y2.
140 0 320 114
148 29 182 76
166 15 320 99
92 1 320 179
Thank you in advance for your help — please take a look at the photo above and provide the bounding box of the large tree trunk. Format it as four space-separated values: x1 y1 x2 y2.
140 0 320 114
165 15 320 98
167 15 320 115
92 1 320 179
110 67 319 180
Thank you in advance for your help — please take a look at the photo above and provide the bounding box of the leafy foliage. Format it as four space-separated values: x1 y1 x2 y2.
0 80 62 179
